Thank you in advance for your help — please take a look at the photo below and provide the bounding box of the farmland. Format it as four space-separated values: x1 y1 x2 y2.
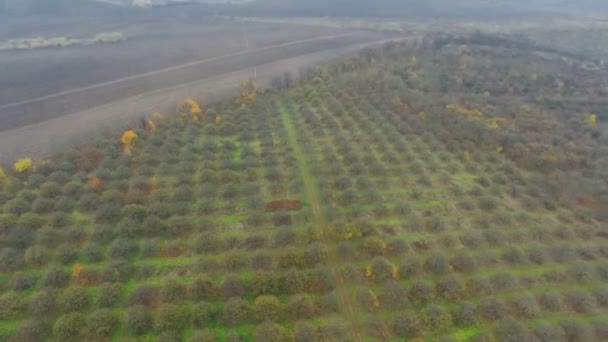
0 35 607 341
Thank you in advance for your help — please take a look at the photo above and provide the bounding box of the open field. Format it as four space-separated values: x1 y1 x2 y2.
0 14 391 161
0 37 606 341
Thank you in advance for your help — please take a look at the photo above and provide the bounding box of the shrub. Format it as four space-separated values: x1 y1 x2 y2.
272 212 293 226
398 258 421 279
253 321 290 342
155 303 188 332
319 319 350 341
391 312 422 338
425 253 450 275
253 295 284 322
85 309 119 338
129 285 159 307
534 321 566 342
382 280 408 310
59 287 90 313
43 266 70 288
490 272 517 291
423 305 452 331
9 319 51 342
286 294 314 320
97 282 122 308
126 305 153 335
511 294 540 318
365 315 390 339
560 319 594 342
221 274 246 299
455 302 477 326
478 298 508 321
316 292 339 315
565 289 596 313
28 290 56 316
191 329 218 342
192 277 214 301
493 318 534 342
251 252 274 271
0 291 25 319
108 238 135 260
538 291 563 312
436 275 465 301
56 244 78 265
161 276 188 303
222 297 251 326
10 272 37 291
53 312 86 339
294 321 318 342
408 280 434 305
191 302 214 328
94 203 122 224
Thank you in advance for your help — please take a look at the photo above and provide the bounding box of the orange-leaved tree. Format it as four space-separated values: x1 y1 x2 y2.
121 130 138 155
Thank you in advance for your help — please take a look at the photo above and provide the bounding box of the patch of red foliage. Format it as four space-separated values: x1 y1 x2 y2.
75 147 103 171
265 200 302 212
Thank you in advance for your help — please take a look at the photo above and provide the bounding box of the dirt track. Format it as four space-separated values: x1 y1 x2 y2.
0 34 396 163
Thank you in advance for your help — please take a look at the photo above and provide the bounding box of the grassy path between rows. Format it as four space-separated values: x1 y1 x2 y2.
278 99 363 341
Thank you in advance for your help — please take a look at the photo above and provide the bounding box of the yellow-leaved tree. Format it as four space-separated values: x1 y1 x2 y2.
14 158 32 173
0 167 7 183
121 130 138 155
238 79 256 105
586 113 597 126
215 115 223 127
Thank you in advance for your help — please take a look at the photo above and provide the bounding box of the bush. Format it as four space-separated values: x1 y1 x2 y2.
455 302 477 326
398 258 421 279
10 272 37 291
161 276 188 303
56 244 78 265
0 291 26 319
85 309 119 338
565 289 596 313
425 253 449 275
560 319 594 342
129 285 159 307
42 266 70 288
222 297 251 326
382 280 408 310
126 305 153 335
493 318 534 342
538 291 563 312
408 280 434 305
191 329 218 342
423 305 452 331
511 294 540 318
9 319 51 342
156 303 188 332
53 312 86 339
108 238 135 260
253 295 284 322
534 321 566 342
221 274 246 299
391 312 422 338
28 290 56 316
59 287 90 313
369 256 395 282
478 298 508 321
97 282 122 308
192 277 214 301
436 275 465 301
316 292 339 315
191 302 214 328
253 321 290 342
294 321 318 342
